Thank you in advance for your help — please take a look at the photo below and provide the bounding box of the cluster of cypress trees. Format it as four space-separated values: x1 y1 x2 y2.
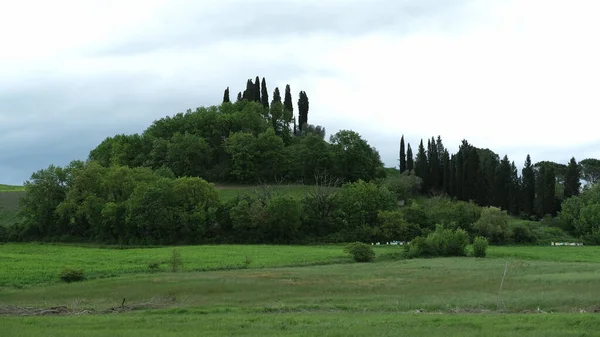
399 135 581 219
223 77 309 135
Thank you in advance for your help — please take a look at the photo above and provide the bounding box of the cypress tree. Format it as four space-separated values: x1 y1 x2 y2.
284 84 293 113
457 140 479 202
535 164 556 217
406 144 414 172
564 157 581 198
243 79 254 101
495 155 512 211
427 137 439 192
448 154 456 197
223 87 230 103
297 91 309 132
521 154 535 217
399 136 406 173
236 92 242 102
273 87 282 103
260 77 269 109
270 87 283 132
415 139 429 192
436 136 445 188
442 150 450 195
254 76 261 102
509 161 521 215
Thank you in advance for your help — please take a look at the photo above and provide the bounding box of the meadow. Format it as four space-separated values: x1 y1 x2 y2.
2 243 600 335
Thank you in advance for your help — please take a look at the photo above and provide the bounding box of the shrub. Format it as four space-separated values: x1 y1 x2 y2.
336 180 397 233
344 242 376 262
512 224 537 244
407 226 469 258
264 196 302 244
383 173 423 201
59 267 85 283
376 210 421 242
473 236 489 258
473 207 511 244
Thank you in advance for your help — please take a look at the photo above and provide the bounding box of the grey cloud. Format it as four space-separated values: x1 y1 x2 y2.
94 0 468 56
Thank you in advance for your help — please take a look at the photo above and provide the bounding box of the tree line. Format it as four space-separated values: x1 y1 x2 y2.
397 135 600 219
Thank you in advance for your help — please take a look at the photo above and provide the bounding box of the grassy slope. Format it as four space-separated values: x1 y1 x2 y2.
0 184 25 192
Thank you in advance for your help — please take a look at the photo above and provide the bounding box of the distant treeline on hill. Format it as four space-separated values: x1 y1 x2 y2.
2 76 600 245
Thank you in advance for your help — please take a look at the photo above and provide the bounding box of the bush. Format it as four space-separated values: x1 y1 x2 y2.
407 226 469 258
376 210 421 242
344 242 376 262
473 207 511 244
383 173 423 201
512 224 537 244
473 236 489 258
59 267 85 283
336 180 397 233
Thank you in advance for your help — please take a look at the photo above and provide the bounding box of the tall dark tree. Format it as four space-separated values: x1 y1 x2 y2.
495 155 512 211
406 144 414 172
415 139 429 192
223 87 230 103
399 136 406 173
521 154 535 216
477 148 499 206
260 77 269 109
297 91 309 132
535 164 556 217
284 84 293 113
509 161 521 215
564 157 581 198
456 140 479 202
448 154 456 197
442 150 450 195
435 136 445 188
253 76 261 102
427 137 439 192
272 87 282 103
236 92 242 102
242 79 254 101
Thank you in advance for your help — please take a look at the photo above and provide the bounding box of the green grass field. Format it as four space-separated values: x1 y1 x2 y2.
2 243 600 335
0 184 25 192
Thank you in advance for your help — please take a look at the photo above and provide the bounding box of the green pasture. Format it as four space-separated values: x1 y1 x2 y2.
2 243 600 335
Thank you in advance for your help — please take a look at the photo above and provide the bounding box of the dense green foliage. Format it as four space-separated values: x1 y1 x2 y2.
472 236 489 257
407 225 469 258
344 242 375 262
559 183 600 243
59 267 85 283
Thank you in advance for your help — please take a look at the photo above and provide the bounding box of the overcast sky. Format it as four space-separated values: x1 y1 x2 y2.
1 0 599 185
